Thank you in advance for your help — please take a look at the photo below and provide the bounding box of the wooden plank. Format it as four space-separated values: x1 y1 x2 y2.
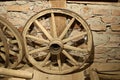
49 0 66 36
67 1 120 7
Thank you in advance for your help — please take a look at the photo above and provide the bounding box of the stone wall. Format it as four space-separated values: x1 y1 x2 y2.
0 1 120 63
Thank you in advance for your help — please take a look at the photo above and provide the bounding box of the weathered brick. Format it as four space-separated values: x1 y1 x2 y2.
110 36 120 43
95 47 109 54
80 6 92 20
8 18 26 27
101 16 118 24
81 6 91 13
90 24 106 31
6 4 30 12
92 8 111 15
112 9 120 16
0 7 7 13
18 26 24 32
111 24 120 31
33 6 43 13
92 32 110 46
16 1 27 5
87 17 106 31
104 42 120 47
0 13 8 19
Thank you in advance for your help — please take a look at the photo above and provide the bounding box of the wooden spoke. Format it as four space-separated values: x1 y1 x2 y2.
51 13 57 38
6 30 14 37
64 45 88 52
9 50 18 56
0 47 5 52
59 18 75 39
62 50 79 66
26 35 49 44
29 47 48 55
57 54 62 71
41 53 51 67
0 53 6 61
0 40 17 46
0 42 3 46
8 40 18 44
62 32 87 43
0 47 17 56
67 59 76 66
2 27 14 38
34 20 53 40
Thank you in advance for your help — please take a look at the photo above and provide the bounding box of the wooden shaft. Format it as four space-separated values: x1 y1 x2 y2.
0 68 33 79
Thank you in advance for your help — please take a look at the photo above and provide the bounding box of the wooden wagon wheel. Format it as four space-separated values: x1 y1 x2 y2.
23 8 93 74
0 16 24 68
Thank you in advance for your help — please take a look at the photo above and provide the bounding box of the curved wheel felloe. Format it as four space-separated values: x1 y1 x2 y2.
23 8 94 74
0 16 24 68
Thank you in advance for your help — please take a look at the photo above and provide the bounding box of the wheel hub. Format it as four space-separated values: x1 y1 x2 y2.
49 40 63 55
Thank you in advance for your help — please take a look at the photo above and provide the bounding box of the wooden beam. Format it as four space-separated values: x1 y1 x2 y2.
49 0 66 8
49 0 66 36
67 1 120 6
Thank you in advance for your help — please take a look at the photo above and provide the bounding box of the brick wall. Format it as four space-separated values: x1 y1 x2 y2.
0 1 120 63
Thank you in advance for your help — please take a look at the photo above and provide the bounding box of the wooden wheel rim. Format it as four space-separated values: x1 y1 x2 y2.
0 16 24 68
23 8 93 74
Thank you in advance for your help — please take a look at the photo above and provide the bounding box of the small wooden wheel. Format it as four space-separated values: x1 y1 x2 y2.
0 16 24 68
0 28 9 67
23 8 93 74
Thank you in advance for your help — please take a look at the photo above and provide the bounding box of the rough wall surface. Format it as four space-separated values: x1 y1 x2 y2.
0 1 120 63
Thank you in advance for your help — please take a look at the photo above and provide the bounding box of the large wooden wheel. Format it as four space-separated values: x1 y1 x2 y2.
0 16 24 68
23 8 93 74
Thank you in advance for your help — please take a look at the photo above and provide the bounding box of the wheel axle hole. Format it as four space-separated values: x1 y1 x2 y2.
50 44 61 51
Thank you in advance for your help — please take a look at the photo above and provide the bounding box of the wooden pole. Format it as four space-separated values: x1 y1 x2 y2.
0 68 33 79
